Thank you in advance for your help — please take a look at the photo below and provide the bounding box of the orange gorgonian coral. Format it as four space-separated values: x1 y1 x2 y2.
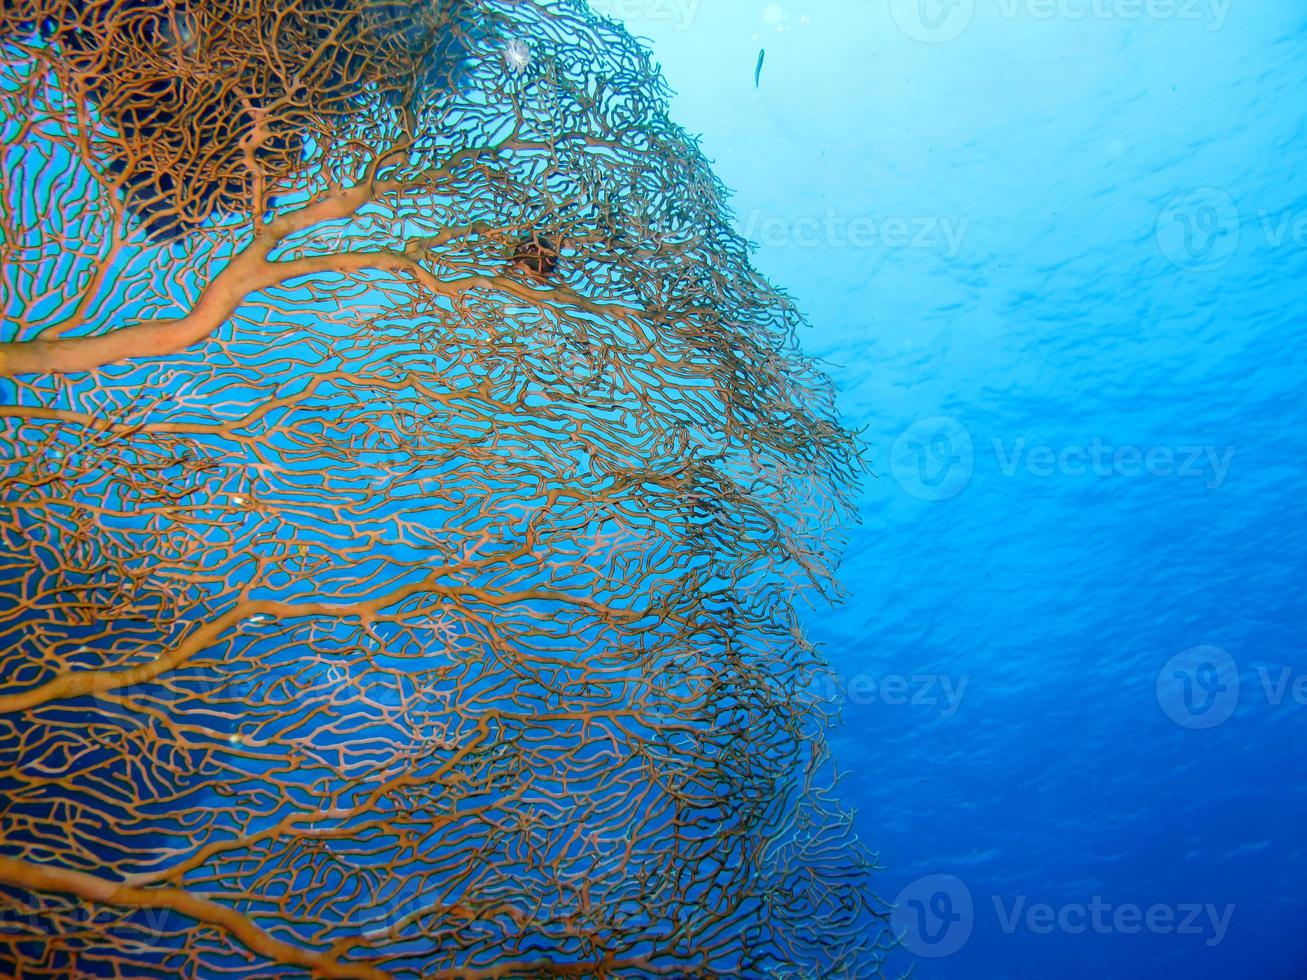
0 0 890 975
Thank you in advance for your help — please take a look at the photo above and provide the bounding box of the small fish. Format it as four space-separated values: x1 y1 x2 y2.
755 48 765 88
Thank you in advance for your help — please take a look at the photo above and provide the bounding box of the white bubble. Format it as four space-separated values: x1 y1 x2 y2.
762 3 784 25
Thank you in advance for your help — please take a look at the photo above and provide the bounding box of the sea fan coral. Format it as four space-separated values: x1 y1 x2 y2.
0 0 889 975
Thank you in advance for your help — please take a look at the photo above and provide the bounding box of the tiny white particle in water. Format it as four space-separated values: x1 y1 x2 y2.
504 38 531 74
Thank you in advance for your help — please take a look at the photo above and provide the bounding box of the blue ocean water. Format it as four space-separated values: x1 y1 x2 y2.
609 1 1307 976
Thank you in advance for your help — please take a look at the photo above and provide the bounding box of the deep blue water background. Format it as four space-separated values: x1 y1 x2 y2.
607 1 1307 976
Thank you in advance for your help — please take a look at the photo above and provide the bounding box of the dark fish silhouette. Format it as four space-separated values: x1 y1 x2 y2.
755 48 765 87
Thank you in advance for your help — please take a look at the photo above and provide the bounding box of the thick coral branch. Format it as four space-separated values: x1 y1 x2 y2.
0 856 395 980
0 580 637 714
0 249 272 376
